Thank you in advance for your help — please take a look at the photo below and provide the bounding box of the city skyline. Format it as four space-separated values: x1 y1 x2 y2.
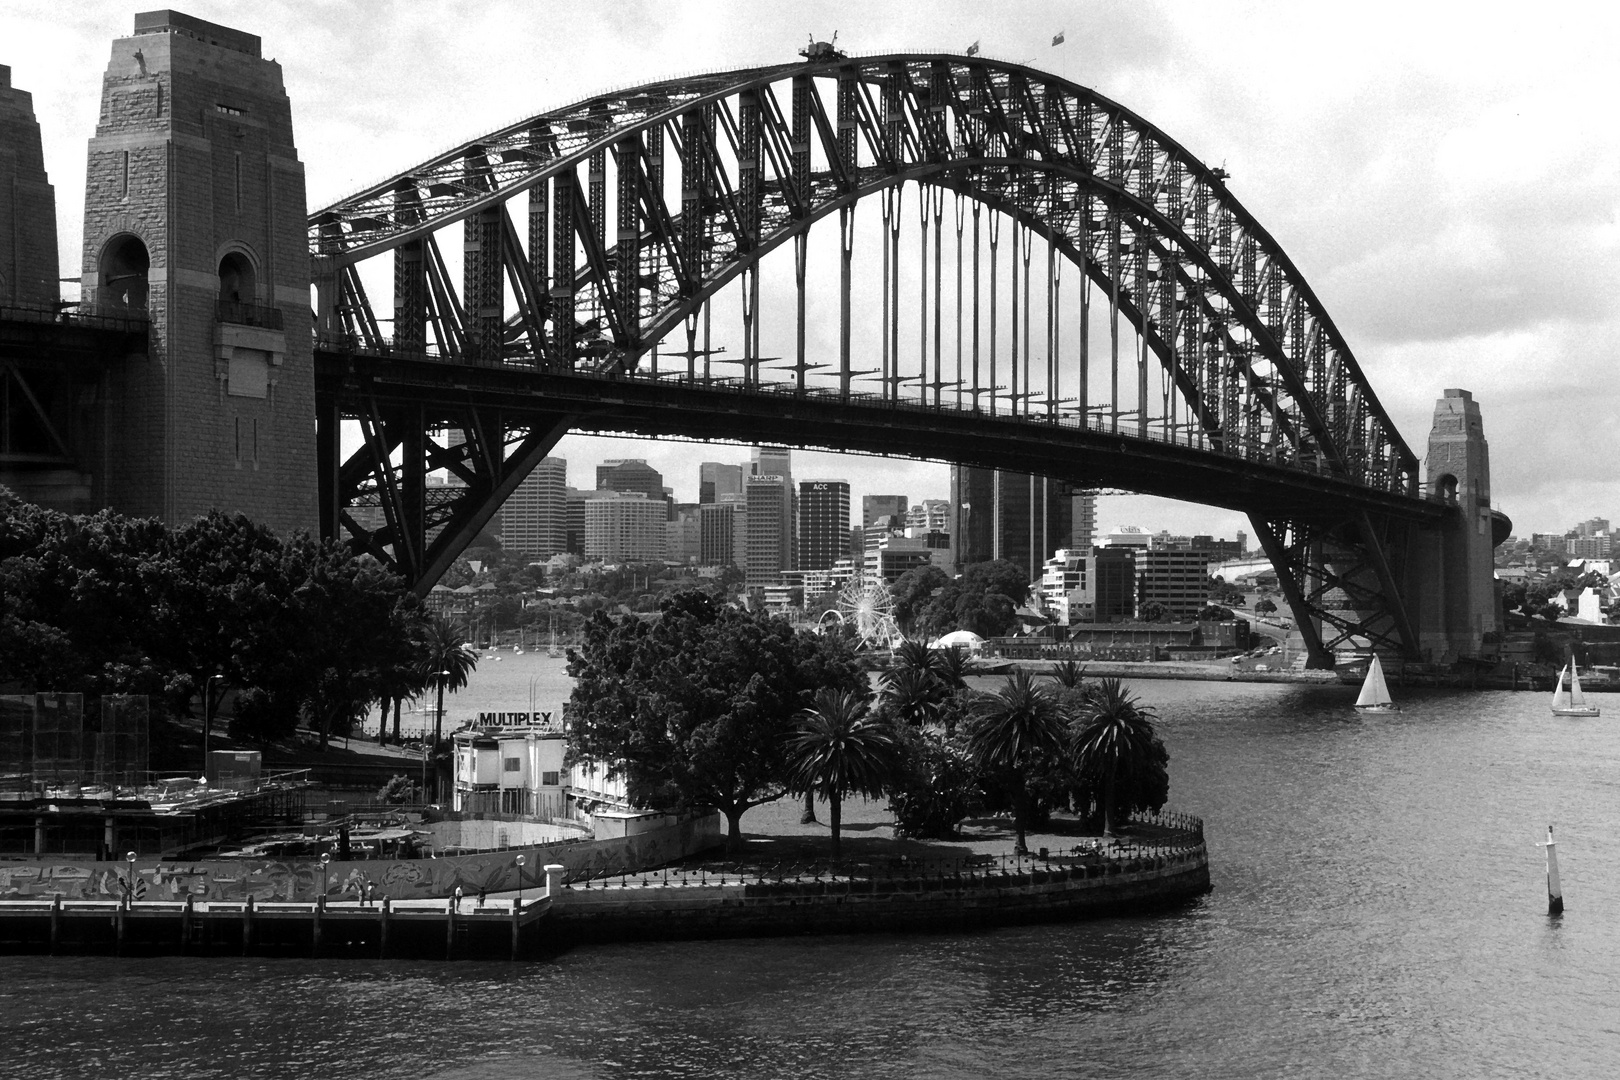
10 1 1618 537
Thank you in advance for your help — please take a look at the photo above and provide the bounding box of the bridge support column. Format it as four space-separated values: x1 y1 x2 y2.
1406 389 1504 662
82 11 315 533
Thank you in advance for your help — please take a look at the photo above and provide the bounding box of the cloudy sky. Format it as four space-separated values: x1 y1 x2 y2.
11 1 1618 537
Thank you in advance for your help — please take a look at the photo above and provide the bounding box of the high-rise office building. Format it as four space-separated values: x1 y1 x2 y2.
950 466 1075 582
751 446 792 478
1073 493 1097 554
700 501 736 566
1136 548 1211 621
583 492 667 563
863 494 909 527
699 462 745 504
798 480 850 572
597 459 672 520
666 503 701 564
502 456 568 559
565 487 589 555
1091 547 1136 622
745 474 794 586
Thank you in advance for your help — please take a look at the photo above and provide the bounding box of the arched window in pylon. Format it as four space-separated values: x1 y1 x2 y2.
218 250 257 305
100 235 149 311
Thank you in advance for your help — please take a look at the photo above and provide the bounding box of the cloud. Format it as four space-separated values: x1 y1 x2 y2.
15 0 1618 540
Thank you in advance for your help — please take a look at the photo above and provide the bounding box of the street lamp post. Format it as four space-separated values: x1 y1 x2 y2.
515 854 525 909
320 852 330 901
201 673 225 773
125 850 136 905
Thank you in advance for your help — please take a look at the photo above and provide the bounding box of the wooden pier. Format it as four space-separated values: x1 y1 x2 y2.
0 866 562 960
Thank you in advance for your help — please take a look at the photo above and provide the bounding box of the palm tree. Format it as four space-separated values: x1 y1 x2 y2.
879 666 945 728
932 645 972 691
892 638 941 677
964 669 1068 854
419 615 479 798
1070 678 1159 836
787 688 903 860
1048 657 1086 689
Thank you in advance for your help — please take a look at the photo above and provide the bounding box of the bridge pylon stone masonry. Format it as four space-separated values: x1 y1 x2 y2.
79 9 316 533
1409 388 1505 661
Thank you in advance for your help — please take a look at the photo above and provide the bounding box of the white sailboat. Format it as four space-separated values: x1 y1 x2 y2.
1354 654 1398 713
547 615 562 658
1551 659 1601 717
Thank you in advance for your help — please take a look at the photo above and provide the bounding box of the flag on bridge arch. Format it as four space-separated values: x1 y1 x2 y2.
1053 30 1066 46
966 40 980 56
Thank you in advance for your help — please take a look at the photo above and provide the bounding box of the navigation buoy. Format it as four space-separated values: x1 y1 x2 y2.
1540 825 1564 915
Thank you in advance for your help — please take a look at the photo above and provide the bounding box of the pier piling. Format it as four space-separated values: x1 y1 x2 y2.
242 895 254 955
379 897 390 958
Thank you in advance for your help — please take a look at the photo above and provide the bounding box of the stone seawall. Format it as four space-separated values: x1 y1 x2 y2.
550 845 1211 942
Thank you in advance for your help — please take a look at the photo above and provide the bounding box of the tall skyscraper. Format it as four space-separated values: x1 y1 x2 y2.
863 495 909 527
745 474 793 586
950 466 1074 583
749 447 795 573
597 459 672 519
583 492 667 563
502 456 568 559
751 445 792 478
1073 492 1097 554
699 501 736 566
699 462 744 504
565 487 589 554
798 480 850 572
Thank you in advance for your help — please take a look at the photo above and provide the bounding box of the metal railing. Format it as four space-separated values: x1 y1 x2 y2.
0 300 150 333
216 299 285 330
562 810 1206 888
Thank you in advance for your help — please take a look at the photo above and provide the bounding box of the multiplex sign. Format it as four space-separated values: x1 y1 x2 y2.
476 711 556 727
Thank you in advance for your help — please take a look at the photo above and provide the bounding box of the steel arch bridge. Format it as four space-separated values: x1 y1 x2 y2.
308 48 1457 666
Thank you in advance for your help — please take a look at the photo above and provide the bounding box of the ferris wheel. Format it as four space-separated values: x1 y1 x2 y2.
836 575 901 648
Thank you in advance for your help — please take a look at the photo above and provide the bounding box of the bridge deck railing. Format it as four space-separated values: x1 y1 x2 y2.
1 301 149 334
316 333 1404 490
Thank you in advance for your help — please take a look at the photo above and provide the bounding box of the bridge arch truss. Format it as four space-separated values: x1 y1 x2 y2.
310 52 1440 664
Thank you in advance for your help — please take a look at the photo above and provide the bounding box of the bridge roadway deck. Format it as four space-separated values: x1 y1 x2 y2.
317 349 1447 523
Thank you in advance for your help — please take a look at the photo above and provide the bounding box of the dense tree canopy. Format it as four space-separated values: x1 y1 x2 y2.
564 591 867 851
0 497 432 749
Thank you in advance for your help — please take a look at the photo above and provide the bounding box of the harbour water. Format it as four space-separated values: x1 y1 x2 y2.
5 663 1620 1078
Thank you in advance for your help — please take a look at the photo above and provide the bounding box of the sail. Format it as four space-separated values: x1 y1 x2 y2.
1356 655 1392 707
1569 662 1586 706
1551 664 1570 709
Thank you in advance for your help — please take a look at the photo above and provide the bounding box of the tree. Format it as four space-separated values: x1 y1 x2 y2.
1138 600 1171 623
420 614 479 768
564 590 866 852
889 726 979 840
1196 605 1235 622
890 565 951 634
1070 678 1166 836
1048 658 1087 689
1254 597 1278 615
786 689 902 859
963 669 1069 854
878 666 948 728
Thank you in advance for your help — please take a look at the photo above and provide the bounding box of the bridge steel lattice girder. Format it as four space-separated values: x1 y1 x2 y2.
308 54 1417 496
315 350 1441 528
